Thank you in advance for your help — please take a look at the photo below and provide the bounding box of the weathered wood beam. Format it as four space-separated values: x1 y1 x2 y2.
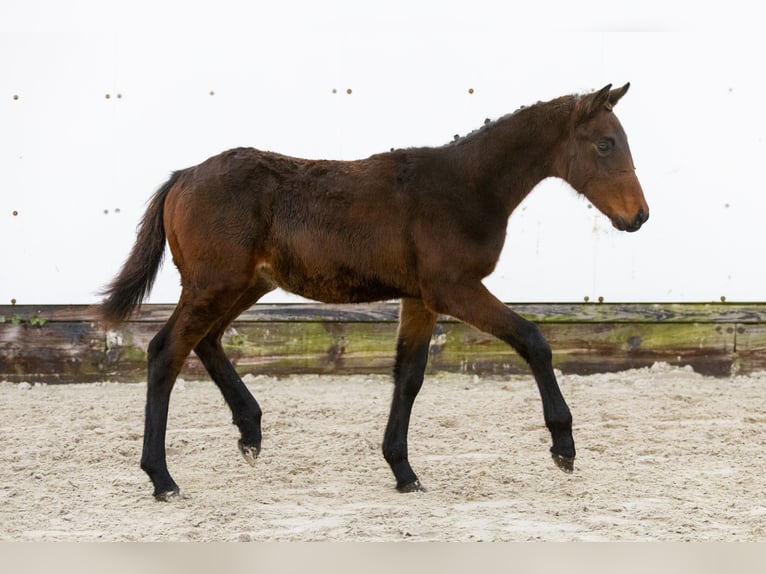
2 303 765 382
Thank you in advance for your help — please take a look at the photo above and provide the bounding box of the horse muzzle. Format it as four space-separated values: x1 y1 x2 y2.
612 208 649 233
613 207 649 233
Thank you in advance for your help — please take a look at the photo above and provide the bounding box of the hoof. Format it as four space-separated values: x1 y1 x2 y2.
238 440 261 467
552 453 575 473
397 480 426 493
154 486 183 502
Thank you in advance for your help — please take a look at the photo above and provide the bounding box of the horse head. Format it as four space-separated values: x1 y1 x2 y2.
561 83 649 232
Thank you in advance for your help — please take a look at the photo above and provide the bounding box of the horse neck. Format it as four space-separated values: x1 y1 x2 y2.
449 98 573 217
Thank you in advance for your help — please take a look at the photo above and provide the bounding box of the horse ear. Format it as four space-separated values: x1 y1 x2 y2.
577 84 612 120
608 82 630 107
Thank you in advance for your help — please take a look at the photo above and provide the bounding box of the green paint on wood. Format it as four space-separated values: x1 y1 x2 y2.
2 303 766 382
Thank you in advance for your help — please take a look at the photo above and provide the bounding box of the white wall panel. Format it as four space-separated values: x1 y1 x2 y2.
2 1 764 304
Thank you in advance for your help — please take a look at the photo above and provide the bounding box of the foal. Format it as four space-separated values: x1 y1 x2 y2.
101 83 648 499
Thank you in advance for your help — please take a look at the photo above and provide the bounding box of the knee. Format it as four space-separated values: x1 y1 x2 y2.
516 323 552 364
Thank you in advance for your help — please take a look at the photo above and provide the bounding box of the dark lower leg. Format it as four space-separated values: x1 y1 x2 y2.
141 393 179 499
383 353 427 490
382 298 437 491
141 322 186 499
140 288 257 500
514 327 575 469
193 281 273 463
482 314 575 469
195 336 262 460
427 284 575 471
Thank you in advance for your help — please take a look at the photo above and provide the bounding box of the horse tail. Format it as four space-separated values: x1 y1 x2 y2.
99 171 182 324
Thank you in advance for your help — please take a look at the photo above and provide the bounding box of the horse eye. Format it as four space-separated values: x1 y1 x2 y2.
596 138 613 155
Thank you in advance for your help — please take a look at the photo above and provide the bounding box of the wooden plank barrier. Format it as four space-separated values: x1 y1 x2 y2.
1 302 765 383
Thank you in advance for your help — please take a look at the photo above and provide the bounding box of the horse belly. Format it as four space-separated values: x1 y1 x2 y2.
260 255 412 304
280 268 407 303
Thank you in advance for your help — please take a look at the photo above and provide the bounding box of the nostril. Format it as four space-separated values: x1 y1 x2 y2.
633 208 649 228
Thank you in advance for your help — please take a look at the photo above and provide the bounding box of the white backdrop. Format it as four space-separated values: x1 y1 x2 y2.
2 1 764 305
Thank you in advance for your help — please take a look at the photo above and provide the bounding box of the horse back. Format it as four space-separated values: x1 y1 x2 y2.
163 147 424 302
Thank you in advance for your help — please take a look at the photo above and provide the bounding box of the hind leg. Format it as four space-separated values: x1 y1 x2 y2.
141 287 250 500
194 276 276 466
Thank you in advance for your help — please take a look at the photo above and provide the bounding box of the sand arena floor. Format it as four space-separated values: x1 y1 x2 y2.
2 363 765 541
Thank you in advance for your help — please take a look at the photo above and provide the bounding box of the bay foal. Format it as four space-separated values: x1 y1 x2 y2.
101 83 648 499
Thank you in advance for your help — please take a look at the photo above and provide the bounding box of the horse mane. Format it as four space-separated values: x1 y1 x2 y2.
447 93 578 148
